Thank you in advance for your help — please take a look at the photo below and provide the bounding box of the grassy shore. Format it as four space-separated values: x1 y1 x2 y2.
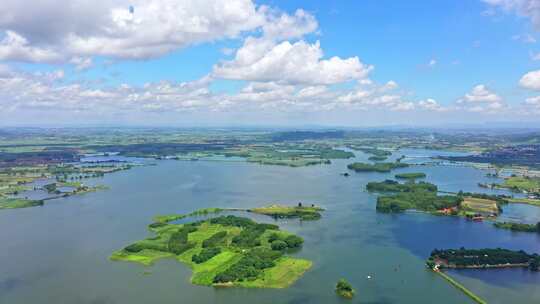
507 198 540 207
0 198 44 209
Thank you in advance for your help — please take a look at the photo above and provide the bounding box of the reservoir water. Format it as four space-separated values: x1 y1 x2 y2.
1 149 539 303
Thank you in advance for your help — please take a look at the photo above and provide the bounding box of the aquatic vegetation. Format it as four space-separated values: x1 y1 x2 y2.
335 279 355 299
111 211 312 288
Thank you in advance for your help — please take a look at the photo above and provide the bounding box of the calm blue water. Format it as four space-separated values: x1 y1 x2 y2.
0 149 539 304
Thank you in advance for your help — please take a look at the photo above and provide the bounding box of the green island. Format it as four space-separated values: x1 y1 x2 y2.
395 172 426 180
427 248 540 271
249 204 324 221
366 180 461 213
368 155 388 161
367 180 511 219
335 279 355 299
494 221 540 233
426 248 540 304
111 208 315 288
347 162 408 173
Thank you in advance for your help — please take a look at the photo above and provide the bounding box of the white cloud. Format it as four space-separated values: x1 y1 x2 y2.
512 33 537 43
213 40 372 85
530 51 540 60
0 0 267 63
460 84 502 103
520 70 540 90
483 0 540 30
525 95 540 105
418 98 448 112
457 84 505 113
428 59 437 67
69 57 93 71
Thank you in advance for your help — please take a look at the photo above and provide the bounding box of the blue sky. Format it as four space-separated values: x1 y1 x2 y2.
1 0 540 126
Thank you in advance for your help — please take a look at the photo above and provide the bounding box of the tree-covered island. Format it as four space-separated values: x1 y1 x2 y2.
111 208 314 288
427 248 540 271
347 162 408 173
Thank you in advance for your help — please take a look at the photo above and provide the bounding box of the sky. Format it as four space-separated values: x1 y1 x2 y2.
1 0 540 127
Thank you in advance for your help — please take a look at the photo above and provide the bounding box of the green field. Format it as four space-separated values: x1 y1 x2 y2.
500 176 540 192
0 198 44 209
460 197 499 214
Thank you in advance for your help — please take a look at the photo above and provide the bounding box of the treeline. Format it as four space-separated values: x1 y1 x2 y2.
494 222 540 233
124 224 199 255
213 248 283 283
428 248 540 271
347 162 408 173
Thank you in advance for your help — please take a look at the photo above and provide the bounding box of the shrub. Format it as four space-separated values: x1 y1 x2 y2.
284 235 304 248
270 240 288 251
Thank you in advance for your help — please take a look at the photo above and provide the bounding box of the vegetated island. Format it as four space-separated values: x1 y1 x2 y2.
395 172 426 180
427 248 540 304
494 221 540 233
335 278 355 299
367 179 510 220
347 162 408 173
427 248 540 271
111 207 318 288
249 203 324 221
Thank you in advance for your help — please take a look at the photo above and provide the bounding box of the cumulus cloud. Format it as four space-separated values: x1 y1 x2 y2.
457 84 505 113
483 0 540 30
512 33 537 43
213 40 372 85
0 0 266 63
520 70 540 90
418 98 448 112
460 84 502 103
